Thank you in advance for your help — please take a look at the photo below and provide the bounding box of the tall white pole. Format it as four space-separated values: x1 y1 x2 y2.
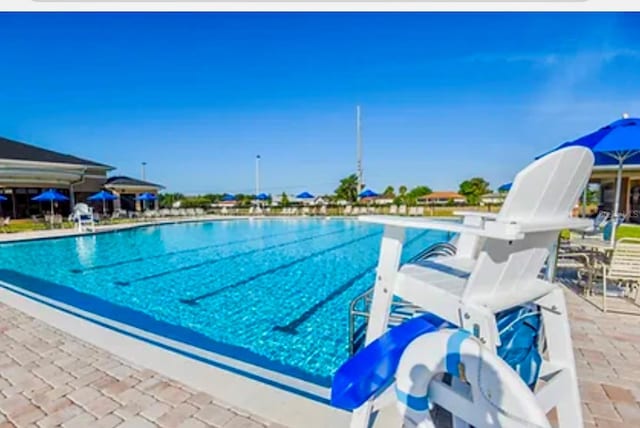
356 105 363 193
255 155 261 196
141 162 147 181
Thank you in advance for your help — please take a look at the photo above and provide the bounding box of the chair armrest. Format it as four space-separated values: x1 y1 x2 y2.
453 211 499 221
358 215 523 240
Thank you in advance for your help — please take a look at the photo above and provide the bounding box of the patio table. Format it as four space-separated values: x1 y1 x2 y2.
564 238 615 295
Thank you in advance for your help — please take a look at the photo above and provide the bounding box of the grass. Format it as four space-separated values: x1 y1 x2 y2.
561 224 640 241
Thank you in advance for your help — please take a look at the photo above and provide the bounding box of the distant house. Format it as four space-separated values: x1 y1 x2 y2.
105 176 165 212
418 191 466 206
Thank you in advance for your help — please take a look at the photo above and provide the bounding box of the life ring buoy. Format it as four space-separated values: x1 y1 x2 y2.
395 329 549 428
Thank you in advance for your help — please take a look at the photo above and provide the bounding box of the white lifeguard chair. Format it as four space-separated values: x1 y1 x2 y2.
71 203 96 233
350 147 594 428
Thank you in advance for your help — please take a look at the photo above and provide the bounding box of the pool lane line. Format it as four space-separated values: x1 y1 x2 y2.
70 227 318 274
272 230 432 334
179 230 382 305
114 227 347 286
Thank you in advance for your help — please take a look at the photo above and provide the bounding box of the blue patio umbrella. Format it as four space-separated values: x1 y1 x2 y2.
498 183 512 192
255 193 269 201
221 193 236 202
135 192 157 201
296 191 314 199
0 195 7 201
87 190 117 214
540 117 640 243
358 189 379 198
32 189 69 225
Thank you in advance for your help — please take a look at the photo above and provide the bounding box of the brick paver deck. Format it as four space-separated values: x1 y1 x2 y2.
1 286 639 427
0 303 282 428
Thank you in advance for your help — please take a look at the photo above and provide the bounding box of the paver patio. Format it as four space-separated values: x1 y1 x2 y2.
1 284 639 427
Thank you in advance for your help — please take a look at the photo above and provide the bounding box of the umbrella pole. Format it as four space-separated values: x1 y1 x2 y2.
50 200 54 228
611 160 624 245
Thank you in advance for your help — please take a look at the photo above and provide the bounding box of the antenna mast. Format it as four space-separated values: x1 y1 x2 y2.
356 105 363 192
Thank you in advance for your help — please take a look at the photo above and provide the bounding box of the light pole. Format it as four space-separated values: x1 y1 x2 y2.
255 155 261 197
141 162 147 181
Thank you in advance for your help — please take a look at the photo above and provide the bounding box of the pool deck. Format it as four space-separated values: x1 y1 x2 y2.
1 285 638 427
0 216 247 243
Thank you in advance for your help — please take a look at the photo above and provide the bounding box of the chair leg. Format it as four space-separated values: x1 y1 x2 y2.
603 268 608 312
538 288 583 428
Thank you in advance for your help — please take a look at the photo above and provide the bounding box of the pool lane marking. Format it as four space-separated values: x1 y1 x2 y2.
114 227 346 286
272 230 432 334
179 231 382 305
70 227 317 274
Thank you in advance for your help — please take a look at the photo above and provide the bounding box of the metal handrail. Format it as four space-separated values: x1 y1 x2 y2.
348 241 457 355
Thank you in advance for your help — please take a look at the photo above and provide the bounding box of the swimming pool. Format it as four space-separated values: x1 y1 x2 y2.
0 218 450 398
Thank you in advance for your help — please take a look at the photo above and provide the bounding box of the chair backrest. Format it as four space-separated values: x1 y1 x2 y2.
72 203 91 216
462 147 594 304
608 238 640 281
594 211 610 228
389 205 398 214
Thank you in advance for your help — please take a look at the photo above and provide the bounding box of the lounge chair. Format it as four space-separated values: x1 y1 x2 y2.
195 207 204 216
601 237 640 312
302 206 310 216
1 217 10 232
389 205 398 215
344 205 353 216
341 147 594 428
319 205 327 216
398 204 407 215
415 206 424 216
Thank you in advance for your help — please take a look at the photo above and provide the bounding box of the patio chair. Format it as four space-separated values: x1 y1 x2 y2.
389 205 398 215
302 207 310 216
398 204 407 215
341 146 594 428
1 217 10 232
415 206 424 216
601 237 640 312
344 205 353 216
319 205 327 216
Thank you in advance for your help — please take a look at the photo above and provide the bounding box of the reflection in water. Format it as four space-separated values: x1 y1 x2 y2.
75 235 97 268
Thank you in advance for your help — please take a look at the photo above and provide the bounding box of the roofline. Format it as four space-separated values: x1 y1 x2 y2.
0 157 115 171
105 183 166 190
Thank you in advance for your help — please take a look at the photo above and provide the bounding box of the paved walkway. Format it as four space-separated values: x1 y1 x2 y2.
0 302 282 428
1 286 639 427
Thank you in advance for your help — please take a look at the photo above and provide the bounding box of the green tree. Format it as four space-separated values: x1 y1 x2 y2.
398 185 408 197
383 186 395 197
158 192 184 208
335 174 359 202
405 185 432 206
281 192 290 207
459 177 491 205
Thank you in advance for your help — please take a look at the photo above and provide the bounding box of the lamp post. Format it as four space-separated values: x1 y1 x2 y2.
255 155 261 197
141 162 147 181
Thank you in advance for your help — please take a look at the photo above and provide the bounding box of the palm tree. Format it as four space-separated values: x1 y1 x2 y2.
335 174 359 202
383 186 395 197
399 185 408 197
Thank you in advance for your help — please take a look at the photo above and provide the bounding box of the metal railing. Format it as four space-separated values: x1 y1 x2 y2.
348 242 457 355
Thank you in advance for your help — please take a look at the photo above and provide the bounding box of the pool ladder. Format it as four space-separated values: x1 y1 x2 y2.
348 242 457 355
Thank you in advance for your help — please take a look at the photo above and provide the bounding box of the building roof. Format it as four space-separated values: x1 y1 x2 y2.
0 136 113 169
105 176 165 190
420 191 465 200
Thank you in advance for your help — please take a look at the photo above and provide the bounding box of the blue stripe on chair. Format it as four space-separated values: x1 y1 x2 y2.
414 260 470 279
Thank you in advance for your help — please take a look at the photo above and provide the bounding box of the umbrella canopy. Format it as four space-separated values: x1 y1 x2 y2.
358 189 379 198
0 195 7 202
31 189 69 226
255 193 269 201
31 188 69 202
296 191 314 199
541 117 640 244
87 190 117 201
221 193 236 202
88 190 117 214
135 192 157 201
498 183 512 192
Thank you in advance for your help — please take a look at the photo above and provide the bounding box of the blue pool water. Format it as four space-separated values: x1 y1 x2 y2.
0 219 450 386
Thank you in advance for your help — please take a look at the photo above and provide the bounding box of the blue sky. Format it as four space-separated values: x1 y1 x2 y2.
1 12 639 195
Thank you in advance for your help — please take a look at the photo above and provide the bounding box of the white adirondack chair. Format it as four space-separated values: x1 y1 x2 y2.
353 147 594 428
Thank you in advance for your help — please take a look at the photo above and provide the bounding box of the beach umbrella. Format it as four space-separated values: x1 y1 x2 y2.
358 189 379 198
255 193 269 201
296 191 314 199
498 183 512 192
32 189 69 226
540 117 640 244
0 195 6 201
221 193 236 202
135 192 157 211
87 190 117 214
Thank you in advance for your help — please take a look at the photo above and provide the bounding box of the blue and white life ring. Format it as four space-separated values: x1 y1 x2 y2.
395 329 550 428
